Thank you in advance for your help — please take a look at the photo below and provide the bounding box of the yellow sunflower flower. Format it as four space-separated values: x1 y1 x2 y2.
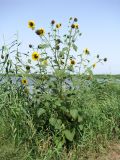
28 20 35 30
35 28 45 36
84 48 90 55
32 51 40 61
93 63 96 68
56 23 61 29
75 24 79 29
70 59 76 65
21 78 28 85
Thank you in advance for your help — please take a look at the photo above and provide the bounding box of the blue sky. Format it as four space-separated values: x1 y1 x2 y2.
0 0 120 74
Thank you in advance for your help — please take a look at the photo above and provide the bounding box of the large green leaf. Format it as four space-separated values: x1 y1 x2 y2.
63 129 75 141
55 119 62 129
70 109 78 120
49 117 62 129
78 115 83 122
37 108 46 117
49 117 56 127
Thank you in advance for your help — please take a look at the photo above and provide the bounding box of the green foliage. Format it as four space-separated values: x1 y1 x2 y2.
63 129 75 141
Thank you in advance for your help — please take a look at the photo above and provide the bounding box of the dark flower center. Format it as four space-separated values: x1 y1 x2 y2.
71 60 75 64
34 54 38 58
36 29 44 35
29 22 34 26
85 49 89 54
40 30 43 34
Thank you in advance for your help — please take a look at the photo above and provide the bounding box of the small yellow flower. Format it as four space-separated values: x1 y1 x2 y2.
32 51 40 61
56 23 61 29
75 24 79 29
35 28 45 36
21 78 28 85
42 59 48 65
84 48 90 55
28 20 35 30
70 59 76 65
93 63 96 68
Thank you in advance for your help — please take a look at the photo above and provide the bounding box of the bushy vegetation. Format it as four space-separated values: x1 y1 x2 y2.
0 17 120 159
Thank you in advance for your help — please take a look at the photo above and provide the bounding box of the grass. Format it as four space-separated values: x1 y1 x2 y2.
0 76 120 160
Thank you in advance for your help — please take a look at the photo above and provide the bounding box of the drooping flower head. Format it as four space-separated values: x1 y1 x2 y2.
35 28 45 36
56 23 61 29
32 51 40 61
28 20 35 30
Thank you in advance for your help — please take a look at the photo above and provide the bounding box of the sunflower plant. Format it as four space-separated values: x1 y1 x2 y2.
0 17 107 149
25 17 108 147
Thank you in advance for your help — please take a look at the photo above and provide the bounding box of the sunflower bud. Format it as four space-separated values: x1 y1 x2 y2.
74 18 78 22
29 44 33 48
56 39 61 44
55 45 60 50
97 54 99 58
26 65 30 70
1 55 4 59
51 20 55 25
104 58 107 62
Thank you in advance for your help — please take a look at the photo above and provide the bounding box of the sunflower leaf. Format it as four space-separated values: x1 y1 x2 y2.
37 108 46 117
70 109 78 120
63 129 75 141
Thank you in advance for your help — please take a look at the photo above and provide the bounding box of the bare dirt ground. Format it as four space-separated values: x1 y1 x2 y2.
98 143 120 160
89 142 120 160
77 142 120 160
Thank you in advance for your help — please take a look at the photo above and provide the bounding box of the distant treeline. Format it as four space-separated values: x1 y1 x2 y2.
94 74 120 79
